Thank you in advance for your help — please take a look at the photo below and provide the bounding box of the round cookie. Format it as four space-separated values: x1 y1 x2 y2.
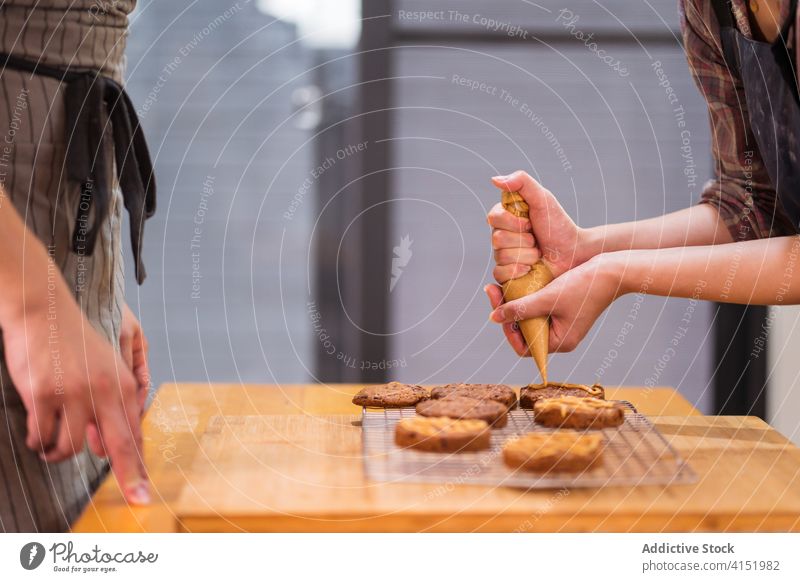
416 396 508 428
520 382 605 409
352 382 428 408
533 396 625 429
431 383 517 409
503 431 603 472
394 416 491 453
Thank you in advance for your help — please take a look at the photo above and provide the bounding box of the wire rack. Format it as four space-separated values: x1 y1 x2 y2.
361 402 697 489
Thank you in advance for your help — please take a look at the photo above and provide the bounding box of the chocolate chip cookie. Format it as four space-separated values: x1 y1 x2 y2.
430 383 517 409
533 396 625 429
416 396 508 428
352 382 428 408
502 431 604 472
394 416 491 453
520 382 605 409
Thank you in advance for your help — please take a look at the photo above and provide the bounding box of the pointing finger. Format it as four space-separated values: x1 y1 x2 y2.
97 371 149 505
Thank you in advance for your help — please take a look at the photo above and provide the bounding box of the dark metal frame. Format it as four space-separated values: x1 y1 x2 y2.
355 0 394 382
713 304 768 418
312 0 394 383
312 52 363 382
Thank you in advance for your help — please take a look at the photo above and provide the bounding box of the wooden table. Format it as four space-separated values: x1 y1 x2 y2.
72 384 800 532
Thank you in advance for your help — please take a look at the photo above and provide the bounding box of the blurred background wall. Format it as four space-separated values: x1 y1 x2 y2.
122 0 799 441
125 0 324 384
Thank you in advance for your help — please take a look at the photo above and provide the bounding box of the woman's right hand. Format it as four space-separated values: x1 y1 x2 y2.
0 188 149 505
487 170 595 283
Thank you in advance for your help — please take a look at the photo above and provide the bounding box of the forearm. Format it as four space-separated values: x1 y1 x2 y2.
582 204 733 258
0 186 68 324
609 235 800 304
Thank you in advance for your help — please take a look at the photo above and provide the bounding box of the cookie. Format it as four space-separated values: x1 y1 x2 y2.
394 416 491 452
533 396 625 429
520 382 605 409
502 431 603 472
416 396 508 428
352 382 428 408
430 383 517 409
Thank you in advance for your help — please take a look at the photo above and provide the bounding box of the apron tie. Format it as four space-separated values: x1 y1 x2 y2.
1 53 156 284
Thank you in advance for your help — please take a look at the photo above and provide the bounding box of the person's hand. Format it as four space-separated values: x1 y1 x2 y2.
2 284 149 505
119 302 150 417
487 171 594 283
485 253 625 354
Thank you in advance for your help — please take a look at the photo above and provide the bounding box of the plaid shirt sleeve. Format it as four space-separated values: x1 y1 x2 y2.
679 0 796 240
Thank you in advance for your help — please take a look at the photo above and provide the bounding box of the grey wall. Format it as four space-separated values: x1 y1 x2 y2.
124 0 316 386
395 0 682 35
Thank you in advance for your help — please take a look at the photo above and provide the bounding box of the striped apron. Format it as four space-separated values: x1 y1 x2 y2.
0 0 148 532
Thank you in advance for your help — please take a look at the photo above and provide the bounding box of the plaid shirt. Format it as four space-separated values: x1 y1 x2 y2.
680 0 798 240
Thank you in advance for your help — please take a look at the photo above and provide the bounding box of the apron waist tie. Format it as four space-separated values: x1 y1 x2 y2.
0 53 156 284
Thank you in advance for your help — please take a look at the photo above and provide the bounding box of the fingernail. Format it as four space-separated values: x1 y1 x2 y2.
490 309 505 323
127 481 151 505
492 174 511 182
483 284 491 294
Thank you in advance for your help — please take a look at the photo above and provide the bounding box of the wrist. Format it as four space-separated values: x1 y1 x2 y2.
0 201 47 325
0 273 48 327
0 249 70 328
577 226 606 265
589 250 635 298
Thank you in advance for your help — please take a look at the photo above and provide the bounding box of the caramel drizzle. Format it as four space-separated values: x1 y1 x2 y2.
535 396 623 419
526 382 604 397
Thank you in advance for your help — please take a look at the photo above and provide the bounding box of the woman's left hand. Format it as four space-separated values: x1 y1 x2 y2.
486 254 625 354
